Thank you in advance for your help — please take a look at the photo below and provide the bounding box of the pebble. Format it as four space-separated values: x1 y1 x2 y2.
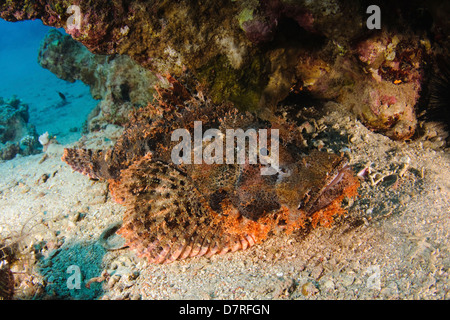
381 174 398 188
107 275 121 289
313 140 325 149
311 265 323 280
399 156 411 165
322 279 335 291
70 212 81 223
341 274 355 287
301 282 318 296
37 173 50 184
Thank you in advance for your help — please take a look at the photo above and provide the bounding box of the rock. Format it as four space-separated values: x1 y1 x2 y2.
38 132 50 146
38 29 158 131
0 96 40 160
0 142 20 161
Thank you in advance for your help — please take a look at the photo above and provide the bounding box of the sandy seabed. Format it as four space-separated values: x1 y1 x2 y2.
0 103 449 300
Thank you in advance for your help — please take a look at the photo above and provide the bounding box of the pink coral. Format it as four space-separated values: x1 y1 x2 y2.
357 38 387 65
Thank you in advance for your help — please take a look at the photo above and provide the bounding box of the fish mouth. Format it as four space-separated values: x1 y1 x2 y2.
305 162 353 215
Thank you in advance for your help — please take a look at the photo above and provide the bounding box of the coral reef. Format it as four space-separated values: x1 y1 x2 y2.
62 77 359 264
38 29 158 131
3 0 447 140
350 32 426 140
287 30 430 140
0 96 40 160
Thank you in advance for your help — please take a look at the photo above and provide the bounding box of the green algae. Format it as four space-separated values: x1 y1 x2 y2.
38 241 106 300
237 8 254 29
197 54 269 111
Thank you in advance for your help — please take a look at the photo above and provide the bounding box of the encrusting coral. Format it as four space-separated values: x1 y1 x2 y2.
62 77 359 264
3 0 448 141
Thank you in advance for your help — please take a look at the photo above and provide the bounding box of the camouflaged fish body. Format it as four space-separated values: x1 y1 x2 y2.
62 77 359 263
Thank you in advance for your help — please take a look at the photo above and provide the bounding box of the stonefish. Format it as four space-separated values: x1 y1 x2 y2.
63 77 359 264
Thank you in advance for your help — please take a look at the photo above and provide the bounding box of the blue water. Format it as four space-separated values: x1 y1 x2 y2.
0 19 97 144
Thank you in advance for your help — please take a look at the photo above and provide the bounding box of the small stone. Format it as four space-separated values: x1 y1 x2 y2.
36 192 46 198
20 186 31 194
299 121 315 134
37 173 50 184
311 265 323 280
38 153 48 164
301 282 318 296
341 274 355 287
381 174 398 188
399 156 411 164
313 140 325 149
322 279 335 291
70 212 81 222
107 275 121 289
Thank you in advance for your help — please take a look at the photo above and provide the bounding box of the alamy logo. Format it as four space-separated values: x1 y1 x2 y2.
171 121 279 176
66 265 82 289
366 5 381 30
67 5 82 30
